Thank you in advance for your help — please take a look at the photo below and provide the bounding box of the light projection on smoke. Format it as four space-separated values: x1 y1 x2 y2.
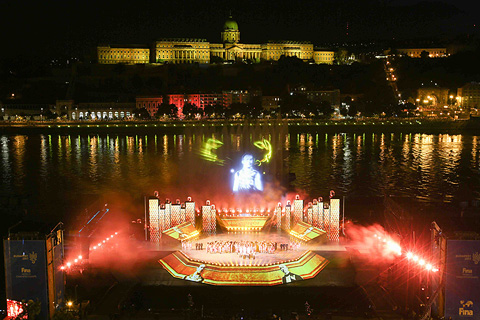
199 138 225 165
253 138 272 166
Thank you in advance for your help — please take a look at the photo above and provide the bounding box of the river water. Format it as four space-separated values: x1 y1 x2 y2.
1 127 480 224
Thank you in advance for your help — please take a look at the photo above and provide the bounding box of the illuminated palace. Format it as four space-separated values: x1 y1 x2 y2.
97 16 334 65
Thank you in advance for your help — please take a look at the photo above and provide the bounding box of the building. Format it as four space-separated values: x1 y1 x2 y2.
154 38 210 64
457 82 480 112
1 103 53 121
396 48 448 58
98 16 335 65
291 86 341 109
136 91 259 117
416 87 449 115
97 45 150 64
136 97 163 117
262 96 281 111
57 100 135 120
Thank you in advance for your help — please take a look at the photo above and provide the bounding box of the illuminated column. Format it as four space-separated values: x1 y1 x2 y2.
329 199 340 242
211 205 217 235
159 205 166 235
293 195 303 225
307 203 313 225
318 198 324 230
149 198 160 242
185 197 195 227
171 202 181 226
202 201 216 234
323 203 330 239
164 201 172 229
312 199 319 228
275 203 282 229
284 201 291 231
180 205 186 223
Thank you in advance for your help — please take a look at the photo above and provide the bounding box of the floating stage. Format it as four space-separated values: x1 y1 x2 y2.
146 195 344 286
159 232 329 286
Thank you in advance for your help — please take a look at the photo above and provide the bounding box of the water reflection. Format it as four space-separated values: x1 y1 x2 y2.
1 131 480 220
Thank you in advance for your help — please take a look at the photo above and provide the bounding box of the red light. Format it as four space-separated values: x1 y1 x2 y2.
419 259 425 266
74 259 78 263
93 246 97 250
66 262 71 267
60 266 65 270
78 255 82 259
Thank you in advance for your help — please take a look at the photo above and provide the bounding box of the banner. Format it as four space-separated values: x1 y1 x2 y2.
445 240 480 319
4 240 49 320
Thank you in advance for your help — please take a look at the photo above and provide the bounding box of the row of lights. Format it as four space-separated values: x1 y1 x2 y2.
44 121 419 130
187 255 306 268
91 232 119 251
374 234 439 273
225 227 263 231
59 232 118 271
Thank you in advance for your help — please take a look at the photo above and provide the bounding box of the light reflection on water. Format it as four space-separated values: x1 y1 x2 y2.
0 131 479 220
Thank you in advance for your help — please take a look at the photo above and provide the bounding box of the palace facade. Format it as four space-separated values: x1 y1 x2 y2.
98 16 334 65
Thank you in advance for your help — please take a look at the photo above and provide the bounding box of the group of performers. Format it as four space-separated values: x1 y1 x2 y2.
205 240 277 258
182 239 301 258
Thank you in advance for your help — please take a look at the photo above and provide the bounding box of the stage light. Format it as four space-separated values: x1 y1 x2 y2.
60 266 65 270
413 255 419 262
93 246 97 250
106 238 109 241
66 262 71 267
74 259 78 263
432 267 439 272
98 243 102 246
426 264 432 271
67 301 73 307
78 255 82 260
115 232 118 235
406 252 413 259
419 259 425 266
103 240 106 243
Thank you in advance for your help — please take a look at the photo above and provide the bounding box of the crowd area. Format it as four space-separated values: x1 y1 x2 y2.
181 240 302 259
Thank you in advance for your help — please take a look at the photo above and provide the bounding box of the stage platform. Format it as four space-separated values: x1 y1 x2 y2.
181 233 306 266
158 232 333 286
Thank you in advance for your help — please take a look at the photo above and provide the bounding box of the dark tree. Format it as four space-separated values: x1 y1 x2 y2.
280 94 309 118
133 107 151 119
226 103 248 118
182 103 200 119
157 103 178 119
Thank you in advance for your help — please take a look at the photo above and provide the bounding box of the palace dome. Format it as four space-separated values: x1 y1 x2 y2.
224 16 238 30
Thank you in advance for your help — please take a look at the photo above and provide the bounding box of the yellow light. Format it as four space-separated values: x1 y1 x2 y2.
67 301 73 307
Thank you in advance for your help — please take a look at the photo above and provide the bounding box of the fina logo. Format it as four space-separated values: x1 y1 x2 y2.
29 252 37 264
459 300 474 317
473 252 480 265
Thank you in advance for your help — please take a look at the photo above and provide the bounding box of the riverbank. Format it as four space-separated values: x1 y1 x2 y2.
0 118 479 134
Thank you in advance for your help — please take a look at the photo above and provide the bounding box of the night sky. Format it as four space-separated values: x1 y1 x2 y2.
0 0 478 59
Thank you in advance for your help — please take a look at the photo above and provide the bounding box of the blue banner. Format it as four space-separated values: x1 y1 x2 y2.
3 240 49 320
445 240 480 319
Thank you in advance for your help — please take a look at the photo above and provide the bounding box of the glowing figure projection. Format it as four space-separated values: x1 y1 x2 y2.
232 154 263 192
